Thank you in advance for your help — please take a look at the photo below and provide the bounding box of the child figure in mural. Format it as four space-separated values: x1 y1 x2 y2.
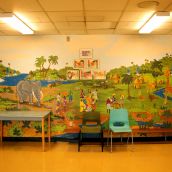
56 101 61 115
80 98 86 112
55 93 62 115
106 97 112 114
63 96 67 111
111 93 116 104
80 89 85 98
91 89 98 102
68 89 73 103
91 98 96 111
119 94 125 108
56 93 62 104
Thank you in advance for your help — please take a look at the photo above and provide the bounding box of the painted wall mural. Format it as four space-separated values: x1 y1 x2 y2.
0 35 172 139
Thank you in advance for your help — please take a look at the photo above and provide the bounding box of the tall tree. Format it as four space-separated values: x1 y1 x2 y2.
122 72 133 99
35 56 46 71
35 56 46 77
151 59 163 86
44 55 58 78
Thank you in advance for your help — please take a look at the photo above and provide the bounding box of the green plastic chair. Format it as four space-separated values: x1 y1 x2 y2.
78 111 103 152
108 108 133 152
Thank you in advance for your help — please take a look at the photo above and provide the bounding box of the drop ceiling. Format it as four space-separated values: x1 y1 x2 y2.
0 0 172 35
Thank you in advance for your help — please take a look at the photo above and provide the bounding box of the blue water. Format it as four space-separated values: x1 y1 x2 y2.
154 88 172 101
0 74 77 86
0 74 28 86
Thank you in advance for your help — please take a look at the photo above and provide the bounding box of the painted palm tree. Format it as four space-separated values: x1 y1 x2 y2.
35 56 46 77
151 59 163 86
122 72 133 99
44 55 58 78
35 56 46 71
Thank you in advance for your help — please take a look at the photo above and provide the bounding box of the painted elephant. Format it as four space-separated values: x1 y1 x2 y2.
16 80 43 106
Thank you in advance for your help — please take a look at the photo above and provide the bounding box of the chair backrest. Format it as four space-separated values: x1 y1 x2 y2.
82 111 100 125
109 108 129 125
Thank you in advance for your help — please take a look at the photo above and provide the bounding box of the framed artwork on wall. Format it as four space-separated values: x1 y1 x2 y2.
66 70 80 80
74 59 85 68
79 48 93 59
80 70 92 80
88 59 99 69
93 70 106 80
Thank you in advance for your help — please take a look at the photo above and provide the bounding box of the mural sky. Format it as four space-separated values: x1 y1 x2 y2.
0 35 172 73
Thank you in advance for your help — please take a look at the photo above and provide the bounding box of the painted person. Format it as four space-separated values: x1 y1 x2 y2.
63 96 67 111
68 89 73 103
91 98 96 111
119 94 125 108
91 89 98 102
106 97 112 113
56 93 62 104
80 89 85 98
80 98 86 112
86 95 92 112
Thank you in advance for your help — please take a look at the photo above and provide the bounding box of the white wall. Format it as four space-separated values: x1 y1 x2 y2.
0 35 172 73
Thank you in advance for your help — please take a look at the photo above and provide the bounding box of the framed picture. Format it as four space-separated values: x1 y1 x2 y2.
80 70 92 80
93 70 106 80
79 49 93 59
74 59 85 68
88 59 99 69
66 70 80 80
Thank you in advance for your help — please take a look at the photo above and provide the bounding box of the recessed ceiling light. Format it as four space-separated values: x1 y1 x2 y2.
137 1 159 8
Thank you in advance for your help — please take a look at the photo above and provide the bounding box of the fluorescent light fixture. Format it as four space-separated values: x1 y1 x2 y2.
0 13 34 34
139 12 170 34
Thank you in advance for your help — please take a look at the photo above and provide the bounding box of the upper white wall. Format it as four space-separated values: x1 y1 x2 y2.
0 35 172 73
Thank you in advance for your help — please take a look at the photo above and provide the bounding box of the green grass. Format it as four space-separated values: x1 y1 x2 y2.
53 79 172 116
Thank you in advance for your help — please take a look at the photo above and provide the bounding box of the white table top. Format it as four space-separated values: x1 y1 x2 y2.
0 111 51 121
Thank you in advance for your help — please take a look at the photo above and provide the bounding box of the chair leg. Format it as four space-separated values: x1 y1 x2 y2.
101 131 104 152
131 132 133 144
78 131 81 152
107 129 110 146
111 131 112 152
120 135 123 142
127 133 129 144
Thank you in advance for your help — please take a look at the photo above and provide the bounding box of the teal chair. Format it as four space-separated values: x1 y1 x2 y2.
108 108 133 152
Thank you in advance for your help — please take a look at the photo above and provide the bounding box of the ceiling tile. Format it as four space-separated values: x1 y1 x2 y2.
0 0 42 12
59 29 86 35
151 29 172 34
117 21 144 30
86 22 116 29
158 22 172 29
39 0 83 11
166 2 172 10
29 22 57 32
87 29 114 34
55 22 85 29
35 30 59 35
84 0 128 11
47 12 84 22
114 29 138 34
0 23 15 30
120 11 154 22
125 0 172 12
0 29 22 35
14 12 50 23
86 11 121 21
